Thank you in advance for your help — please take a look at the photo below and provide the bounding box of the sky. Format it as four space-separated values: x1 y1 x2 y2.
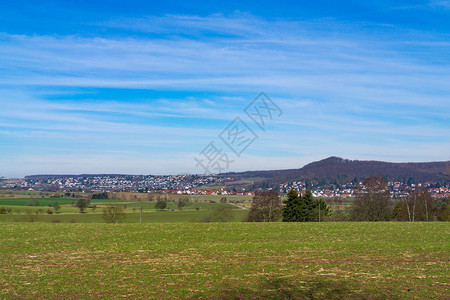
0 0 449 177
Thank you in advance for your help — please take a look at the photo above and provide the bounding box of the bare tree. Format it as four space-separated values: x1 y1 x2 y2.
139 198 143 223
248 190 282 222
404 189 433 221
351 176 392 221
404 190 416 222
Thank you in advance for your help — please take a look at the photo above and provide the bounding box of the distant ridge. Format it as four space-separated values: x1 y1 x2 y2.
24 157 449 185
222 156 450 186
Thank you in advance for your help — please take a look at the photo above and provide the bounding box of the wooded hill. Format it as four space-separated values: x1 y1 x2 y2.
223 156 450 188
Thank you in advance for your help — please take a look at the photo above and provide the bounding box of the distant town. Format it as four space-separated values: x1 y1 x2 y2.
1 174 448 199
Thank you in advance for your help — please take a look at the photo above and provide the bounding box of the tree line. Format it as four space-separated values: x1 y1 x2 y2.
351 176 448 221
247 176 448 222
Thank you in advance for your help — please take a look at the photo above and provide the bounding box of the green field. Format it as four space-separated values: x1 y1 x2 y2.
0 222 448 299
0 198 116 206
195 184 226 190
0 210 249 223
0 194 249 223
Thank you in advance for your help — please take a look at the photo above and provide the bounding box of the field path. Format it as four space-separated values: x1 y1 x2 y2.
230 202 249 209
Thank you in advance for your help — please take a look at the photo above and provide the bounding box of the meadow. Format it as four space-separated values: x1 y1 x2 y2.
0 222 448 299
0 192 250 223
0 210 249 223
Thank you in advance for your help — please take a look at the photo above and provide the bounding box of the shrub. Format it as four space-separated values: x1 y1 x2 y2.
203 206 233 222
76 199 90 213
26 199 40 206
92 192 108 199
154 199 167 211
177 199 186 210
24 209 38 222
325 209 349 222
102 206 126 223
53 202 61 214
0 207 7 214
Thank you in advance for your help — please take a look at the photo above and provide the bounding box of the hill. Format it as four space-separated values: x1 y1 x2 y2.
223 156 450 188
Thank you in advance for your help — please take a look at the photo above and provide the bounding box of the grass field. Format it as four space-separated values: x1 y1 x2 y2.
0 222 448 299
195 184 226 190
0 197 113 207
0 210 249 223
0 194 249 223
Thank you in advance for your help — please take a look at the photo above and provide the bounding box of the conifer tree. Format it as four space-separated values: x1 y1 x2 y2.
282 189 305 221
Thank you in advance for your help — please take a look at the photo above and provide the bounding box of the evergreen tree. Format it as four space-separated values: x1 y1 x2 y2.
283 189 329 222
303 190 315 221
282 189 306 221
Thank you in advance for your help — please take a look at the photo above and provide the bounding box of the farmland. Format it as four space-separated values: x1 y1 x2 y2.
0 222 448 299
0 192 251 223
0 191 448 299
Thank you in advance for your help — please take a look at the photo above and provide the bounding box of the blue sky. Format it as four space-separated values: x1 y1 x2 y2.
0 0 449 177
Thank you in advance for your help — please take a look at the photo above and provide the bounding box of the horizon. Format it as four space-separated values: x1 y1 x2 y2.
1 1 449 177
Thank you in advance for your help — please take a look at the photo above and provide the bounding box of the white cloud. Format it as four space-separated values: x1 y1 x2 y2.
0 13 449 176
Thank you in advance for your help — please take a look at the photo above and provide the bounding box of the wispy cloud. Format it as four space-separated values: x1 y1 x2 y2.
430 1 450 9
0 13 449 176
